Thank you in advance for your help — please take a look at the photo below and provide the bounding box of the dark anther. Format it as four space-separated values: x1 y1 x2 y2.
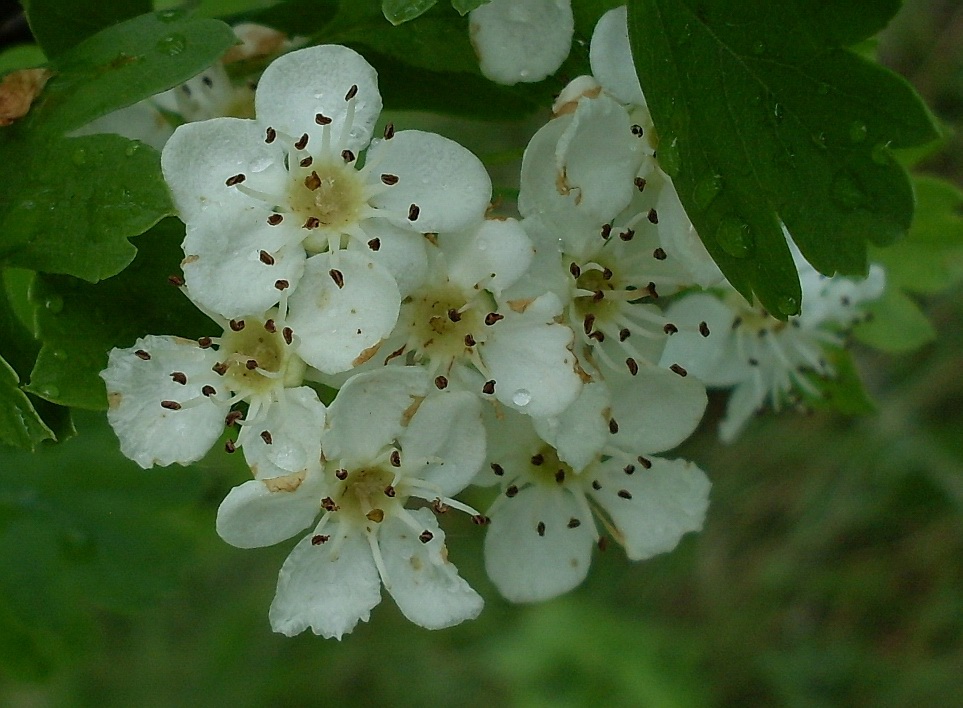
554 469 565 483
245 359 258 370
275 279 290 291
224 439 236 453
670 363 688 377
336 468 348 480
225 173 246 186
259 250 275 265
198 337 213 348
384 485 396 498
170 371 187 385
168 275 185 287
638 456 652 469
619 228 635 241
592 290 605 303
589 331 605 343
531 453 544 466
321 497 338 511
229 319 245 331
748 357 759 366
315 113 332 125
434 375 448 390
384 123 395 139
341 149 356 163
225 410 243 427
345 84 359 101
265 127 277 143
536 521 546 537
329 269 345 289
311 534 329 545
264 319 277 333
482 379 496 395
367 238 381 251
634 176 647 192
732 317 742 329
303 216 321 229
471 515 490 526
609 418 619 434
299 156 313 168
592 480 602 490
485 312 504 325
506 485 519 498
600 223 612 239
260 430 273 445
389 449 401 467
647 281 659 298
619 328 631 342
381 173 399 185
294 133 309 150
419 530 433 543
447 308 462 322
160 400 181 410
202 385 216 397
201 75 214 88
630 124 644 136
626 357 639 376
623 464 636 475
663 323 679 335
491 463 505 476
267 213 283 226
463 334 476 347
569 262 581 278
212 362 228 376
568 518 581 529
602 267 614 280
647 208 659 224
433 499 450 513
407 203 420 221
618 489 633 499
282 327 294 344
598 536 609 551
583 313 596 335
699 321 711 337
653 247 667 260
135 349 151 360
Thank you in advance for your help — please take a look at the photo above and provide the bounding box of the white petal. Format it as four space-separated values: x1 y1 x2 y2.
380 510 483 629
470 0 574 85
609 365 707 454
719 381 766 444
324 368 429 465
255 45 381 155
589 6 645 106
286 251 401 374
483 318 582 417
484 485 594 602
475 398 545 486
589 457 710 560
73 100 173 150
533 381 609 472
400 391 485 497
181 205 306 320
101 335 227 468
655 182 725 288
440 218 534 296
238 387 326 480
215 471 327 548
518 113 572 219
367 130 491 233
161 117 284 223
660 293 744 386
352 219 428 297
269 526 382 638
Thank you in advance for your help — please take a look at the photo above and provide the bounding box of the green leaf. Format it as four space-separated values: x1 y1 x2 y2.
451 0 488 14
853 287 937 353
0 44 47 75
0 354 55 450
26 219 212 410
627 0 940 317
800 348 876 416
24 10 236 136
382 0 439 25
0 412 200 678
23 0 152 59
0 134 172 281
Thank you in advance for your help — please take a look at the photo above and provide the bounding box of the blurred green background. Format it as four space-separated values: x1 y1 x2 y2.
2 1 963 705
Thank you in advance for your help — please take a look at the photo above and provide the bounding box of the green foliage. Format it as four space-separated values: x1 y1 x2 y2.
451 0 488 15
25 219 214 410
801 348 876 415
0 413 200 680
382 0 439 25
626 0 940 317
22 0 152 59
855 175 963 352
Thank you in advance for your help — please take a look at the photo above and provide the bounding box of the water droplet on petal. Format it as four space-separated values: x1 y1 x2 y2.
511 389 532 407
658 136 682 177
45 295 64 314
777 295 799 315
692 174 723 210
156 33 187 56
716 217 753 258
849 121 867 143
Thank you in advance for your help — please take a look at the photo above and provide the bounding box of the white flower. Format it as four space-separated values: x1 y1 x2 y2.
469 0 574 85
320 219 584 418
479 365 709 602
161 44 492 321
589 6 646 108
660 248 885 442
100 309 324 478
215 368 486 638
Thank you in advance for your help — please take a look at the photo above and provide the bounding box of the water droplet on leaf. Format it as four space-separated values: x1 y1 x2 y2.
777 296 799 315
52 349 67 360
125 143 140 157
41 384 60 398
870 142 891 165
45 295 64 313
658 136 681 177
692 174 723 210
716 217 753 258
156 8 186 22
773 103 785 121
156 33 187 56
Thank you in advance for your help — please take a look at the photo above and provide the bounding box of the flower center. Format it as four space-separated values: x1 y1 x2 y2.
287 159 367 253
330 465 400 524
402 284 492 373
218 318 304 397
526 445 577 488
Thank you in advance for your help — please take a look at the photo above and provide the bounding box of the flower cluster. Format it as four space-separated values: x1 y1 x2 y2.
101 9 881 639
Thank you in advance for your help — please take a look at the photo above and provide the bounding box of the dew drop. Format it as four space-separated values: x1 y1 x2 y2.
870 142 891 165
156 33 187 56
849 121 867 143
156 7 187 22
716 217 753 258
45 295 64 314
52 349 67 360
777 295 799 316
692 174 723 210
658 136 682 177
773 103 785 121
41 384 60 399
511 389 532 407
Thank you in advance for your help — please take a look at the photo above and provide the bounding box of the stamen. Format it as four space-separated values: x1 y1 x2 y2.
663 323 679 335
282 326 293 344
419 530 433 543
311 534 329 545
699 321 711 337
265 127 277 143
434 375 448 390
135 350 151 360
267 213 283 226
202 385 217 397
345 84 358 101
341 149 356 163
389 449 401 467
229 319 245 331
407 203 420 221
536 521 546 537
647 208 659 224
482 380 496 395
485 312 503 325
260 430 273 445
491 463 504 476
367 238 381 251
170 371 187 385
381 173 399 185
299 155 313 168
618 489 633 499
336 468 348 480
670 363 688 377
315 113 332 125
212 362 228 376
198 337 213 348
225 439 236 453
506 485 519 498
303 217 320 229
634 176 647 191
294 133 309 150
275 279 290 291
653 247 667 260
160 400 181 410
259 250 275 265
168 275 184 287
626 357 639 376
225 173 246 186
225 410 243 426
383 123 395 139
631 124 644 136
329 269 345 288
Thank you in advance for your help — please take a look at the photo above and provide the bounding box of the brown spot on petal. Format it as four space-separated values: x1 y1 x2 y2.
263 470 306 493
352 342 381 367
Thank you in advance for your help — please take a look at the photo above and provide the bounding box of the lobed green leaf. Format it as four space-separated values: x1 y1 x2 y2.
22 0 152 60
382 0 440 25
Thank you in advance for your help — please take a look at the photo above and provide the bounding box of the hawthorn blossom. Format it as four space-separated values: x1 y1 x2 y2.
470 0 574 84
660 249 886 442
100 308 324 479
161 44 491 321
479 365 709 602
216 368 486 638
